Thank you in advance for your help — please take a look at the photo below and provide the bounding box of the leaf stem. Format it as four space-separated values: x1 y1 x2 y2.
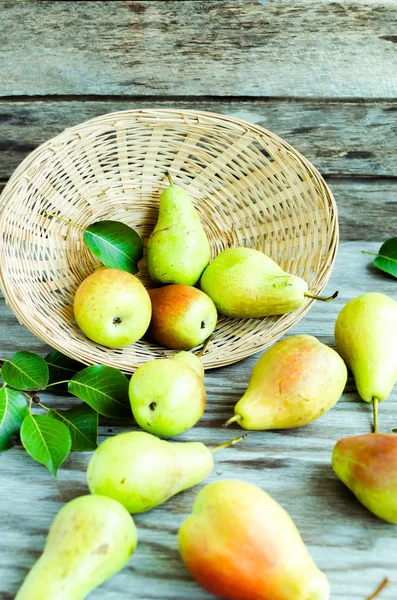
304 290 338 303
211 434 247 453
361 251 378 257
23 392 49 412
373 398 379 434
223 414 242 428
41 211 85 231
46 380 70 388
197 335 212 358
165 171 173 187
365 577 389 600
23 391 40 404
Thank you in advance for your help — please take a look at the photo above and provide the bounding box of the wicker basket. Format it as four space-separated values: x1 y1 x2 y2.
0 109 338 371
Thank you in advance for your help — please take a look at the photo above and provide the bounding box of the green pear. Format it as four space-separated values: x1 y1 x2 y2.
332 433 397 523
200 247 336 318
226 335 347 430
148 284 217 349
15 495 137 600
74 268 151 348
87 431 214 513
146 173 211 285
179 480 330 600
335 293 397 406
129 351 206 436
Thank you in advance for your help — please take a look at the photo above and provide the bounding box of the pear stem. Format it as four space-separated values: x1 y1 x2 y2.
41 210 85 231
304 290 338 303
223 414 242 428
372 397 379 434
365 577 389 600
211 434 247 453
45 380 70 388
165 171 173 187
197 334 213 358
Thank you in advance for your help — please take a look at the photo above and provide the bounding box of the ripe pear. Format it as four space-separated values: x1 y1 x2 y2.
129 351 205 436
146 173 211 285
200 247 336 318
87 431 214 513
15 495 137 600
332 433 397 523
179 480 330 600
74 268 151 348
148 284 217 349
226 335 347 430
335 293 397 405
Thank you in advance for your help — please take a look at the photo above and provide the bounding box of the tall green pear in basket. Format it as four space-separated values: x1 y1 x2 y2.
147 173 211 285
200 247 337 318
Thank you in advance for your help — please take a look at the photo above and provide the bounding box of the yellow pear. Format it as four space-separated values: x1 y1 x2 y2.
226 335 347 430
15 495 137 600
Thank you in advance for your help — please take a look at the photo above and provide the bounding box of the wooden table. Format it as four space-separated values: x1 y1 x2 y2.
1 2 397 599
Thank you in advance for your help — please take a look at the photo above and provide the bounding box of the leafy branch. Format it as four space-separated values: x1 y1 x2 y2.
0 349 132 477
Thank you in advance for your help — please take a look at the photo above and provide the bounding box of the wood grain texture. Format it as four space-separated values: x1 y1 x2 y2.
1 99 396 179
0 241 397 599
2 1 397 98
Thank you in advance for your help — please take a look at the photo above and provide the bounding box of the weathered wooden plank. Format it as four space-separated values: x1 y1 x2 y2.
2 1 397 98
329 179 397 241
0 241 397 599
1 99 396 179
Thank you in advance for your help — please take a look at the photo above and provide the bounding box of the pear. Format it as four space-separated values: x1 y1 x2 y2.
200 247 336 318
332 433 397 523
129 351 206 436
335 293 397 411
15 495 137 600
179 480 330 600
148 284 217 349
226 335 347 430
74 268 151 348
87 431 243 514
146 173 211 285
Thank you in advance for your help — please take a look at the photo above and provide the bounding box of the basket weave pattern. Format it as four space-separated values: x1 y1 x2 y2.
0 109 338 370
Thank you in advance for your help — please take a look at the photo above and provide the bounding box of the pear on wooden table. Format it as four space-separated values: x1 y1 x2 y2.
333 433 397 524
87 431 244 514
179 480 330 600
129 351 206 436
226 335 347 430
335 293 397 429
15 495 137 600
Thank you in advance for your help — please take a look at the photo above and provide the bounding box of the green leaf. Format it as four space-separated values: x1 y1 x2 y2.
20 413 71 477
68 365 130 418
368 238 397 278
83 220 143 274
1 351 49 391
48 404 98 451
45 349 85 389
0 387 29 451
